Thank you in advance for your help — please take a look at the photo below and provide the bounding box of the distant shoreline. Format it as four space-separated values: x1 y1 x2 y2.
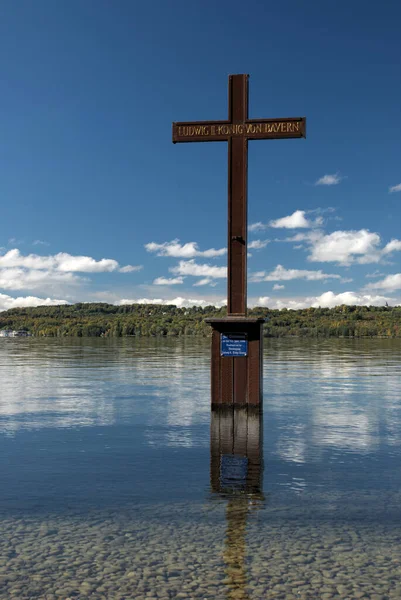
1 303 400 338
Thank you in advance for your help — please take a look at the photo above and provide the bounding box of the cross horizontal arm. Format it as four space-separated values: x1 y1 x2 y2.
172 117 306 143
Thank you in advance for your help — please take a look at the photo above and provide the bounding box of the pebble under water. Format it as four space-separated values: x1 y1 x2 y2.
0 337 400 599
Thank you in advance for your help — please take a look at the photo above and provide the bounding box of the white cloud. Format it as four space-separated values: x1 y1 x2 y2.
248 239 269 250
269 210 322 229
251 210 327 233
248 222 265 232
0 248 141 293
32 240 50 246
308 230 379 264
280 230 401 265
382 239 401 255
365 273 401 292
193 278 213 286
71 292 399 310
315 173 342 186
310 291 393 308
118 265 143 273
269 210 311 229
273 284 285 290
0 293 68 312
2 288 396 314
153 276 184 286
118 298 165 305
306 230 401 265
278 230 323 244
0 249 54 270
256 296 271 307
254 291 397 309
365 270 387 278
256 295 315 309
145 239 226 258
171 259 227 279
0 249 138 273
389 183 401 193
54 254 120 273
0 268 81 291
250 264 343 283
117 297 227 308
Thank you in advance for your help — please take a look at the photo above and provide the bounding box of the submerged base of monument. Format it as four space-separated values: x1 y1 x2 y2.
205 317 264 409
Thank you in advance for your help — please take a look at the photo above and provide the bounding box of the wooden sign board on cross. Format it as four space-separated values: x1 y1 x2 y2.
173 118 305 143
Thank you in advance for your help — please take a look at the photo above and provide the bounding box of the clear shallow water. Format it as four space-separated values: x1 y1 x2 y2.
0 338 400 599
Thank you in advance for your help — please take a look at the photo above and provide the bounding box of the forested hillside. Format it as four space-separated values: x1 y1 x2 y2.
0 303 400 338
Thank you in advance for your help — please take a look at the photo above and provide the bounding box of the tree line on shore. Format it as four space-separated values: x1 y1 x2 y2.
0 303 400 338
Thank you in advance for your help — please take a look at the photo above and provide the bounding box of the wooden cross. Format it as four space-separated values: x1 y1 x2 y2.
173 74 306 316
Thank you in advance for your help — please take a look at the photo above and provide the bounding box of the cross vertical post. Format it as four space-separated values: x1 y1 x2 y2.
227 74 248 316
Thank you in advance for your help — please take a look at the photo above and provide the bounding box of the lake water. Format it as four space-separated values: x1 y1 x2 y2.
0 338 400 600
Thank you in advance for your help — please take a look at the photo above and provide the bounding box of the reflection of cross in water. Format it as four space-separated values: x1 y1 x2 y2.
210 408 264 600
224 498 251 600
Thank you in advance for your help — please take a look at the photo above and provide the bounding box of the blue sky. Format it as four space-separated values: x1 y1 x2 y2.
1 0 400 311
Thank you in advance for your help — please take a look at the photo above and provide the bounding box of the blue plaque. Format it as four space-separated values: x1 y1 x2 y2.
221 333 248 357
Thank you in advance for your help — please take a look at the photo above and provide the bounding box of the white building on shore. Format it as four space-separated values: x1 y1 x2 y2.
0 330 31 338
